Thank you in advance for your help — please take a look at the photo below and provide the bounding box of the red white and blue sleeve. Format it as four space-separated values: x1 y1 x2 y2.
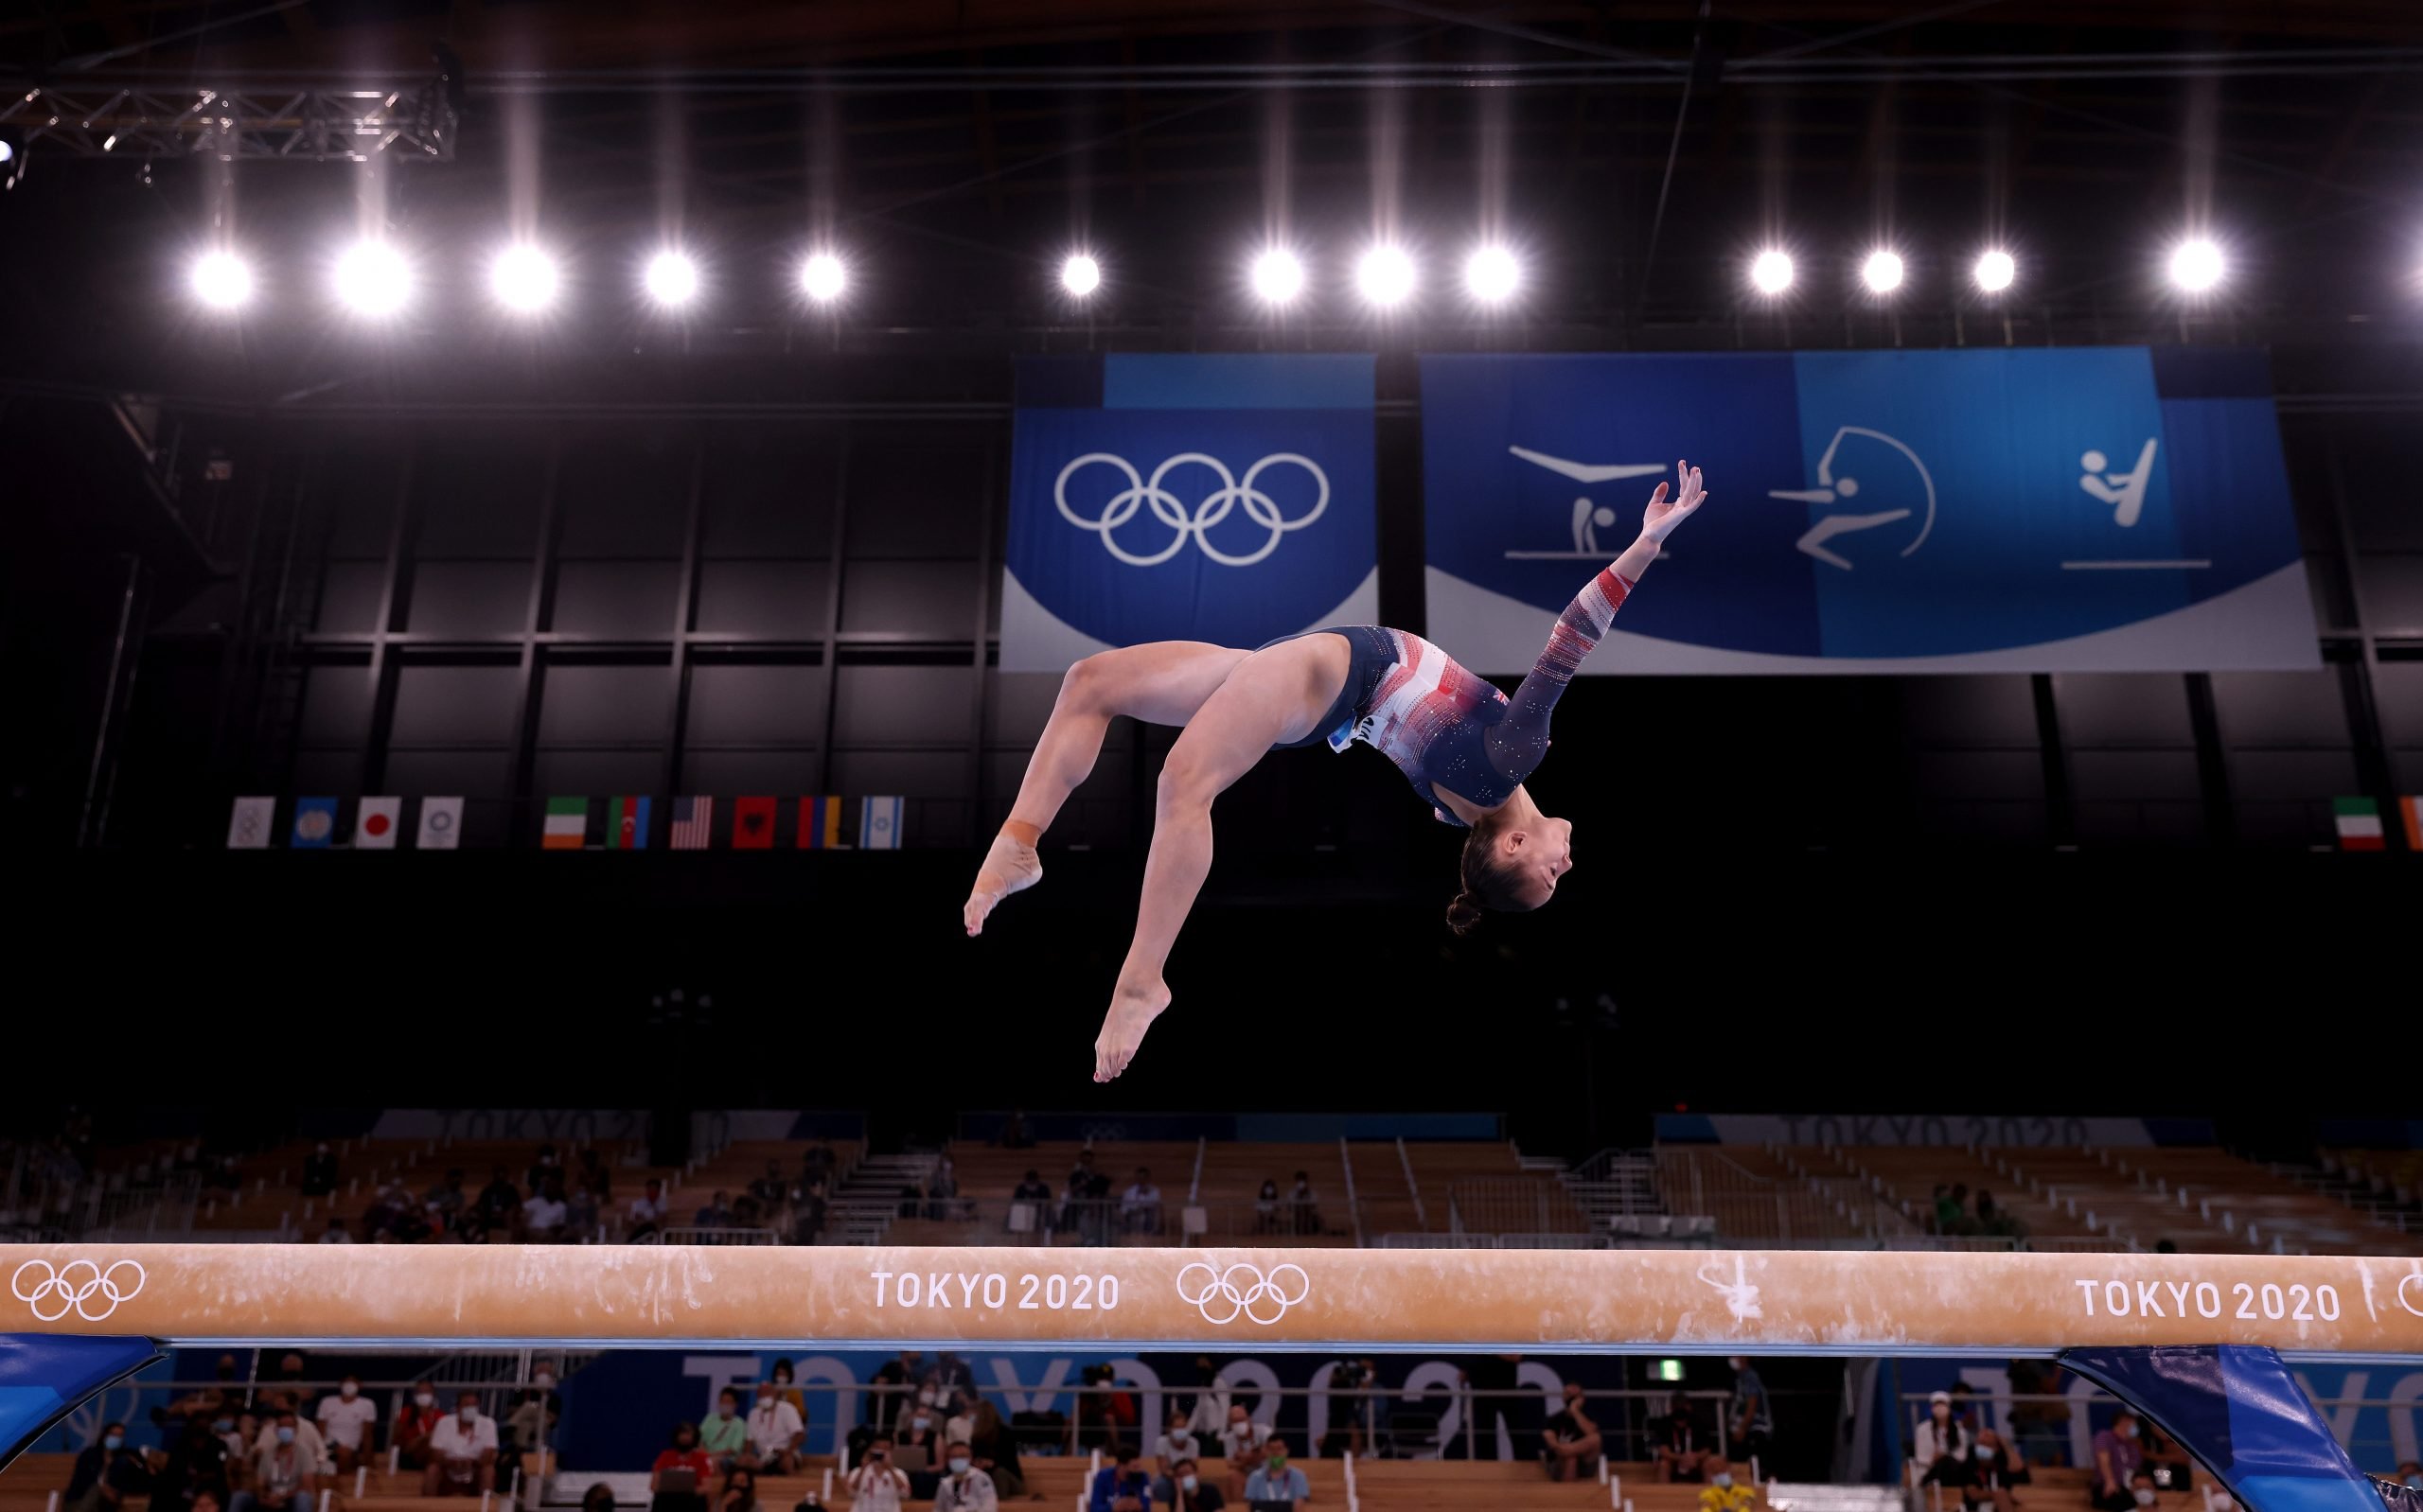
1484 565 1636 782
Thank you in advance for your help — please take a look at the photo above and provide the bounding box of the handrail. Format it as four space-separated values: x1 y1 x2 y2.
1338 1137 1364 1247
1188 1136 1206 1204
1397 1136 1426 1230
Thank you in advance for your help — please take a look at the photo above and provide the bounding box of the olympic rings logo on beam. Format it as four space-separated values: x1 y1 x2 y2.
12 1258 146 1323
1176 1261 1310 1326
1054 452 1330 567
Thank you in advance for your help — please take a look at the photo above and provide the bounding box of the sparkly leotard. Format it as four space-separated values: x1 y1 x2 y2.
1319 566 1636 824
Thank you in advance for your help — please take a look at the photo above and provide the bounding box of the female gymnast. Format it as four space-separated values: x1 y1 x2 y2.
966 462 1707 1081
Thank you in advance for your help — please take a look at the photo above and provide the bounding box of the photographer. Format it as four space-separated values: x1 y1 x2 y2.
846 1439 910 1512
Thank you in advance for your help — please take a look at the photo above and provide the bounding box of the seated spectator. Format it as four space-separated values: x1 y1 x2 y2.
1929 1185 1953 1232
649 1423 714 1512
935 1447 998 1512
1012 1169 1052 1231
2004 1361 2069 1468
1319 1360 1385 1459
251 1415 316 1512
1950 1382 1979 1433
64 1420 154 1512
2121 1469 2160 1512
1253 1182 1281 1235
1216 1406 1270 1502
523 1180 570 1240
1966 1429 2029 1512
1160 1458 1224 1512
301 1144 338 1198
475 1168 522 1232
316 1218 352 1245
964 1398 1025 1499
1654 1408 1709 1484
526 1144 562 1192
505 1366 561 1455
152 1418 232 1512
394 1383 445 1469
847 1439 910 1512
1153 1408 1201 1477
579 1485 619 1512
945 1386 981 1448
628 1178 668 1240
2090 1409 2147 1512
313 1375 377 1475
426 1169 467 1218
1122 1169 1164 1235
1240 1440 1307 1512
748 1161 787 1211
421 1393 498 1497
1913 1392 1973 1494
743 1382 804 1475
695 1191 737 1228
769 1361 805 1418
717 1467 759 1512
1696 1456 1755 1512
1286 1173 1321 1236
1974 1192 2024 1239
1092 1449 1152 1512
1940 1185 1976 1237
1542 1382 1601 1484
575 1147 611 1202
250 1399 327 1476
699 1389 747 1469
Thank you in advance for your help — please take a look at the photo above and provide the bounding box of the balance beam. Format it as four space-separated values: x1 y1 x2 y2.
7 1244 2418 1357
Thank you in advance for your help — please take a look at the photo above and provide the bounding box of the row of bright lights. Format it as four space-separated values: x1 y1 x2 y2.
186 236 2236 314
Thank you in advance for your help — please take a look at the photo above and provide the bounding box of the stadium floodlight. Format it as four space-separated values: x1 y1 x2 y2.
1060 254 1102 297
333 240 411 317
800 251 846 304
1356 244 1417 308
1862 250 1905 294
1464 245 1520 305
1749 249 1795 296
1250 247 1306 306
489 245 560 313
2168 237 2224 293
644 250 700 308
1973 249 2017 293
191 251 254 310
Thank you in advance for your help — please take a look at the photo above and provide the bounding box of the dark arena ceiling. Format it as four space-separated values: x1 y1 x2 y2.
2 1 2420 404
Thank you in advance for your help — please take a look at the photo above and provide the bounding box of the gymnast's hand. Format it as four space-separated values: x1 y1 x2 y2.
1638 459 1707 544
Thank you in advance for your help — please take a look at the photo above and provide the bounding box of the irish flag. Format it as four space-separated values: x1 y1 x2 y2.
605 795 651 850
543 796 588 850
2332 797 2382 852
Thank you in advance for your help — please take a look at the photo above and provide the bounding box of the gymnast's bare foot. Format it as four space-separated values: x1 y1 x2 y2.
963 832 1043 937
1093 976 1170 1082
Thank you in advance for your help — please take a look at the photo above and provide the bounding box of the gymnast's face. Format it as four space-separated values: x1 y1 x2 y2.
1505 817 1575 908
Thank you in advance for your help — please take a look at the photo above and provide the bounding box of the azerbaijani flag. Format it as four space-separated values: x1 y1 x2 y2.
798 795 844 849
2332 797 2383 852
605 795 651 850
542 796 588 850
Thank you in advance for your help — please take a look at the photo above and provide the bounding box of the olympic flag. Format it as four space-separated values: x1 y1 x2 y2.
1002 355 1379 672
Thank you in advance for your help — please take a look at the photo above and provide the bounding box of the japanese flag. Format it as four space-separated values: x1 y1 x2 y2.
355 796 402 849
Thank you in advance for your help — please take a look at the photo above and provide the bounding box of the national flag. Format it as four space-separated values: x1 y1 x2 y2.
2404 796 2422 851
859 795 904 850
798 795 844 849
605 795 651 850
355 796 401 850
733 795 777 850
416 796 464 850
543 796 589 850
291 797 339 849
226 797 275 849
2332 797 2383 852
670 796 714 850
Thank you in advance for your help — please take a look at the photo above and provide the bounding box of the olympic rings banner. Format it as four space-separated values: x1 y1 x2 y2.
1002 355 1379 672
7 1246 2421 1356
1421 348 2318 673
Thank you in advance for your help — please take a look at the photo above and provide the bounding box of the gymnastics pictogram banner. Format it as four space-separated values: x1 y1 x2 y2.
1003 355 1379 672
1422 347 2316 673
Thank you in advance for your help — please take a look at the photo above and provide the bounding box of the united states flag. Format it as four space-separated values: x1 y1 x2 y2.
670 795 715 850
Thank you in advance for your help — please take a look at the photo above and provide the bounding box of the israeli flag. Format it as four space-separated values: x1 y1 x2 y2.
858 795 904 850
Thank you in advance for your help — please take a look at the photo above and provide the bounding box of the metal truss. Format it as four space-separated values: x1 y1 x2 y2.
0 77 459 164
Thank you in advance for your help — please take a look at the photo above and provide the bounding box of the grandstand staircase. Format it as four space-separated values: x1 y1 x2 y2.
1560 1150 1667 1236
822 1152 932 1245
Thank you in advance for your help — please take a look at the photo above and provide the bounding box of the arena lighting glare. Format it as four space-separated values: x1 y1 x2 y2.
489 245 560 313
190 251 254 311
1356 244 1417 308
1061 254 1102 297
1464 245 1520 305
1250 247 1305 306
644 251 700 308
799 251 846 304
2168 237 2225 292
1749 249 1795 296
1862 250 1906 294
1973 249 2017 293
332 240 411 317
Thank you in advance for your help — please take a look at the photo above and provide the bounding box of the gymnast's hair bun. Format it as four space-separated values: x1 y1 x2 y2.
1444 889 1484 936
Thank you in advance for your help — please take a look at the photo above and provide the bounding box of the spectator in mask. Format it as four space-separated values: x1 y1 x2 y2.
1153 1409 1201 1479
1966 1429 2030 1512
1913 1391 1973 1496
742 1382 805 1475
847 1439 910 1512
1215 1405 1269 1502
525 1145 561 1192
699 1390 747 1470
649 1423 712 1512
1241 1440 1307 1512
65 1421 154 1512
717 1467 758 1512
2091 1410 2147 1512
1158 1458 1223 1512
1697 1456 1755 1512
2125 1469 2160 1512
314 1376 377 1475
1654 1407 1708 1484
628 1179 668 1241
421 1393 498 1497
505 1364 562 1455
935 1446 999 1512
768 1361 805 1418
394 1382 445 1469
1091 1448 1151 1512
251 1402 327 1478
251 1415 315 1512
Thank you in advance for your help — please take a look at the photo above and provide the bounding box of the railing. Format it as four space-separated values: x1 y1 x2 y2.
1339 1137 1364 1247
896 1196 1359 1246
1396 1138 1426 1231
643 1224 785 1246
1444 1177 1585 1236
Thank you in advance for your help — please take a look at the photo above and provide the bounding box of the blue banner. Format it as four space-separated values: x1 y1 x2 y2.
2061 1346 2386 1512
1002 356 1379 672
1422 349 2316 673
1 1332 162 1468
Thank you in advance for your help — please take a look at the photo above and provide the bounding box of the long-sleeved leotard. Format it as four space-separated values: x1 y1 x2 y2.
1336 564 1635 823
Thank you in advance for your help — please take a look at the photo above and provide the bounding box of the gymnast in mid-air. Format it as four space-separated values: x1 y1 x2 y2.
966 461 1708 1081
